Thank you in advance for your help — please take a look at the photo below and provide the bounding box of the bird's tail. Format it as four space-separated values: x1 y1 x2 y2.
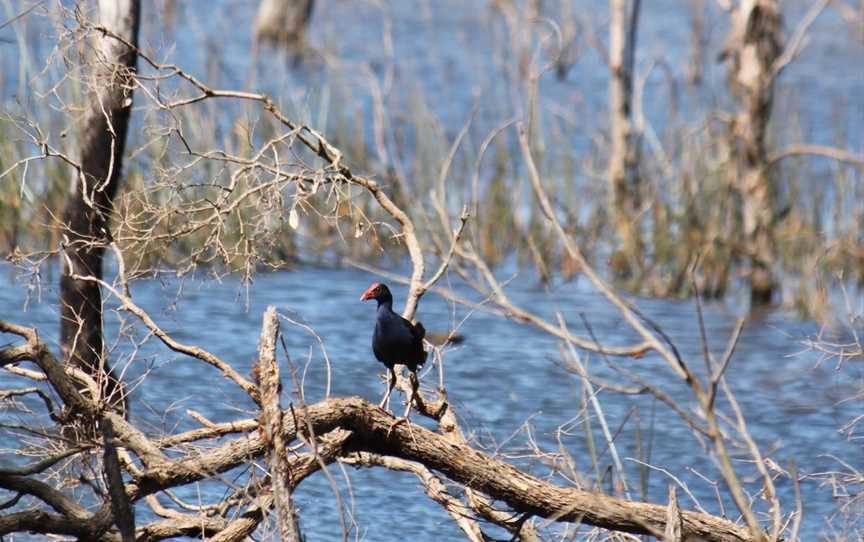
413 321 428 367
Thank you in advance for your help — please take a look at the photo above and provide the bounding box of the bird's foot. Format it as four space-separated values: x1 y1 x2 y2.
386 416 408 437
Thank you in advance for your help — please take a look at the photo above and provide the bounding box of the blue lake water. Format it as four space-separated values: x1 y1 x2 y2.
0 263 861 540
2 0 862 151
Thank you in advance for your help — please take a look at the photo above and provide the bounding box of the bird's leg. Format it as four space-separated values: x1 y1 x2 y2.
401 370 419 419
401 395 412 419
379 380 392 410
390 371 421 438
379 366 397 411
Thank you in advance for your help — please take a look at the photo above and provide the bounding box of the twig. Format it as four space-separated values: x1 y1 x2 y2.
69 268 258 400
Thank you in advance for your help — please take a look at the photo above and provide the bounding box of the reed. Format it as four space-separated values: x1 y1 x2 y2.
1 0 861 322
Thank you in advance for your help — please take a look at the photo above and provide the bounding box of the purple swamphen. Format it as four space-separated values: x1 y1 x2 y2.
360 282 427 412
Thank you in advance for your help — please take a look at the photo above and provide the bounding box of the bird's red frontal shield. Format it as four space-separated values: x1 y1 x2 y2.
360 282 383 301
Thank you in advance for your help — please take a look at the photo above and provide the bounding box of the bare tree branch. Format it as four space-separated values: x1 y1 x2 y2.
254 306 302 542
768 143 864 167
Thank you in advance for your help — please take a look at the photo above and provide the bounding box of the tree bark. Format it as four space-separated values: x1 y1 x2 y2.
608 0 643 275
288 398 759 542
723 0 781 305
664 485 683 542
254 306 303 542
59 0 139 407
101 417 136 542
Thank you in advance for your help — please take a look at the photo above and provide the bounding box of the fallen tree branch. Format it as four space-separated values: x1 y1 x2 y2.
0 324 760 542
312 398 757 541
344 452 488 542
121 397 759 542
254 306 302 542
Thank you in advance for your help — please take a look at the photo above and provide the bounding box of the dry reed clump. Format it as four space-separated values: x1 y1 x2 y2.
801 289 863 539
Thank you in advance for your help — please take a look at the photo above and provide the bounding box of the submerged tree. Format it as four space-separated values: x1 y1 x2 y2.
254 0 315 54
608 0 643 278
721 0 782 306
59 0 139 410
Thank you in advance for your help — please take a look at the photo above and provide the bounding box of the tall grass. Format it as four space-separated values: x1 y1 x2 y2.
1 0 862 320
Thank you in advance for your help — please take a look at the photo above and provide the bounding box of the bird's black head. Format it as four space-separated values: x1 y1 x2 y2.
360 282 392 303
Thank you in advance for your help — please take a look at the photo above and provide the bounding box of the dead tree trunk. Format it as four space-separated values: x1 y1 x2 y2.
722 0 781 305
255 307 303 542
254 0 314 52
687 0 707 86
59 0 140 408
608 0 643 276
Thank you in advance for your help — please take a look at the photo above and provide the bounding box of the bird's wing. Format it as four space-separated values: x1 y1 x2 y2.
408 320 425 342
407 319 427 367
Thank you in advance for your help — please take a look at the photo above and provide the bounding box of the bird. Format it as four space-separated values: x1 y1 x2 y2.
360 282 427 413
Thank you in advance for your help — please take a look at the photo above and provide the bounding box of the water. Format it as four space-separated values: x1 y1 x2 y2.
0 264 860 540
3 1 862 149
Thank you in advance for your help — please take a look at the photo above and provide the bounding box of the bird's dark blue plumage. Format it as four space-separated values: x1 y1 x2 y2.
362 283 426 371
361 282 426 409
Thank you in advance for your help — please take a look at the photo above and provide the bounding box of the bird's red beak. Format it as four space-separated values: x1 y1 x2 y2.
360 284 378 301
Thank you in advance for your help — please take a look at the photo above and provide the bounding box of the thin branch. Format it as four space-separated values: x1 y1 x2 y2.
68 269 258 400
772 0 831 76
768 143 864 167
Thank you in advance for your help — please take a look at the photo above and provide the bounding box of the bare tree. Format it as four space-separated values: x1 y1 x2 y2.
720 0 781 305
254 0 315 53
608 0 643 276
59 0 140 408
254 307 303 542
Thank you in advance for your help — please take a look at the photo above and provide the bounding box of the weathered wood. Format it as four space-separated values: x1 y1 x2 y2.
254 306 302 542
101 417 135 542
664 485 682 542
722 0 782 305
0 321 762 542
608 0 643 273
123 397 757 542
59 0 140 408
